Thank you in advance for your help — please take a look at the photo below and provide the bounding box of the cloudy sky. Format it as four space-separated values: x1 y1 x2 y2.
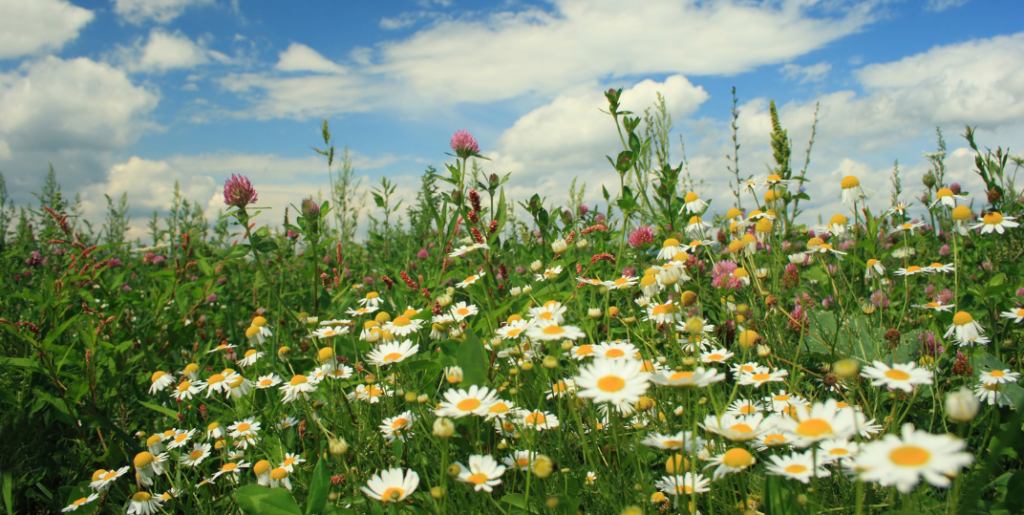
1 0 1022 238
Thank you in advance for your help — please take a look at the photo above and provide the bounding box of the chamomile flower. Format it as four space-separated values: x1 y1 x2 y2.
657 238 686 260
913 301 954 312
255 374 282 389
641 431 705 452
686 217 713 237
819 439 859 463
450 301 479 321
279 453 306 472
166 429 197 450
357 292 383 308
645 301 682 324
313 326 350 339
894 265 927 276
126 492 162 515
889 221 925 236
604 275 639 290
840 175 864 205
449 243 489 258
855 423 972 493
527 301 568 324
346 305 379 317
456 271 486 288
974 382 1014 407
650 367 725 388
437 385 498 418
516 409 560 431
211 460 250 482
456 455 506 492
575 358 650 406
861 361 933 392
945 311 984 342
171 380 206 401
382 316 423 337
682 239 714 253
207 342 237 354
701 348 734 364
180 443 212 467
237 349 264 367
656 473 710 496
545 379 576 399
756 431 791 451
280 375 316 403
591 341 638 360
704 448 756 479
1000 308 1024 323
737 368 789 388
89 466 130 492
726 399 764 416
979 368 1021 385
535 266 562 282
567 343 596 360
62 493 99 512
865 259 885 279
380 411 416 442
926 262 955 274
525 320 585 341
134 452 168 487
149 372 175 394
971 212 1019 234
931 188 967 208
701 413 768 442
502 451 538 471
361 468 419 503
278 417 299 430
766 451 830 483
776 399 858 448
228 418 261 440
366 340 419 366
680 192 707 214
351 384 390 404
496 319 529 340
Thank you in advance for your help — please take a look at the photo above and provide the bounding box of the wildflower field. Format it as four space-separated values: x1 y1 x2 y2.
2 88 1024 515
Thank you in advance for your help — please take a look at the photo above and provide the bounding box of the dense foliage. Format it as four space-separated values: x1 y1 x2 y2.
1 88 1023 515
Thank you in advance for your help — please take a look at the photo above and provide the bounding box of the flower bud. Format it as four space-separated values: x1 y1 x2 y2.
945 386 980 422
542 356 559 369
430 486 445 499
587 308 602 318
833 358 860 379
532 455 553 478
328 437 349 455
433 418 455 438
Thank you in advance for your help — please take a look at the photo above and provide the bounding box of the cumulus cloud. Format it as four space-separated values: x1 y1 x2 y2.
0 56 159 154
113 29 218 73
113 0 215 24
926 0 970 12
276 43 346 74
369 0 874 105
0 0 94 59
222 0 876 120
780 62 832 83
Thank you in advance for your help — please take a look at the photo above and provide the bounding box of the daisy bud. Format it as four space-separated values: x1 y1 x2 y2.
522 285 533 294
277 346 292 362
620 506 643 515
546 497 560 509
433 418 455 438
521 361 534 371
756 344 772 357
551 239 568 253
530 260 543 272
404 392 417 403
498 439 509 450
737 330 760 349
833 358 860 379
682 357 696 366
531 455 553 478
680 290 698 307
317 347 334 362
328 437 349 455
587 308 602 318
510 286 522 297
437 294 453 307
656 356 667 364
560 341 574 350
945 387 980 422
446 464 461 477
430 487 445 499
417 394 428 403
542 356 559 369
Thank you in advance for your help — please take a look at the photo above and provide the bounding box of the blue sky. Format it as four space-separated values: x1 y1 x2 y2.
2 0 1023 237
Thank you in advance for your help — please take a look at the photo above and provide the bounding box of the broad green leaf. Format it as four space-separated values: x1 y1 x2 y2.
457 327 490 386
305 457 331 515
236 485 303 515
138 400 178 419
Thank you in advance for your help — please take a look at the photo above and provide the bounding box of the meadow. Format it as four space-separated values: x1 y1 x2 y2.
1 88 1023 515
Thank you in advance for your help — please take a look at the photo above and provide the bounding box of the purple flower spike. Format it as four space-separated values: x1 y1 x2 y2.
223 174 258 208
450 130 480 158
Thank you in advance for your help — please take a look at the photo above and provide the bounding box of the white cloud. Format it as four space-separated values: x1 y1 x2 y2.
0 56 159 155
276 43 346 74
0 0 93 59
780 62 832 83
380 13 419 30
113 0 214 24
114 29 212 73
222 0 876 120
369 0 875 105
926 0 969 12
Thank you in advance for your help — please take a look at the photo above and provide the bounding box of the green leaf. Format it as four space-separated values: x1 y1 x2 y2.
305 457 331 515
2 471 13 515
223 244 251 260
457 327 490 386
138 400 178 419
257 240 279 253
236 485 303 515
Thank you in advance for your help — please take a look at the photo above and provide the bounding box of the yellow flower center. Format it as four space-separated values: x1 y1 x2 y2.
456 399 481 411
524 412 546 425
541 325 565 335
189 450 205 460
392 316 411 327
684 193 699 203
381 486 404 501
289 375 308 386
489 403 510 414
785 464 808 474
132 492 151 502
991 370 1005 377
884 369 910 381
841 176 860 189
177 381 191 392
517 458 530 467
597 376 626 392
221 463 238 471
730 423 754 434
72 497 89 506
722 448 754 468
270 468 288 480
669 372 694 381
764 434 786 444
984 212 1004 225
382 352 404 361
457 308 470 315
829 448 849 456
953 311 974 326
605 348 625 358
889 445 931 466
467 473 489 485
795 418 833 438
751 373 771 382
